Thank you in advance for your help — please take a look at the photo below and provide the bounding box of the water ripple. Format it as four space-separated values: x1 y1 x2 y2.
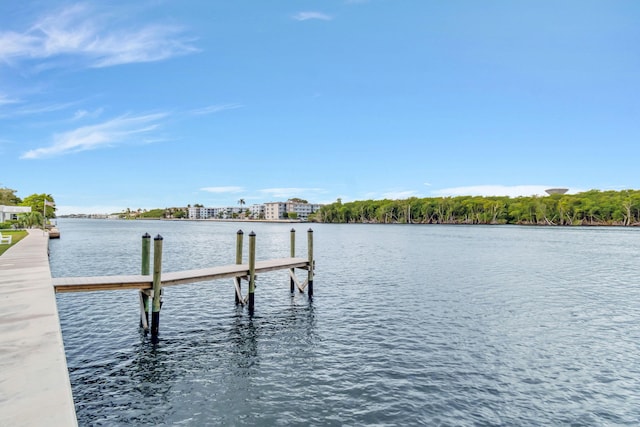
51 221 640 425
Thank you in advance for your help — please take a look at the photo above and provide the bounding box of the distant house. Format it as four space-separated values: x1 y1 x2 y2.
0 205 31 222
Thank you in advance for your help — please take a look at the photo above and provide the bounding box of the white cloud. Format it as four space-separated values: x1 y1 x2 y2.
292 12 333 21
259 187 325 199
201 186 244 193
190 103 243 115
430 185 576 198
0 4 198 69
20 112 167 159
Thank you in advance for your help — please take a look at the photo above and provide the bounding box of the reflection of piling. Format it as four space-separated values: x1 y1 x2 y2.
290 228 296 294
307 228 314 297
151 235 163 341
140 233 151 330
248 231 256 315
235 230 244 305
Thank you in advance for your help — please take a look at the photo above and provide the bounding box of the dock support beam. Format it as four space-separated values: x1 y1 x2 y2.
235 229 244 305
151 234 163 342
248 231 256 315
307 228 314 298
139 233 151 330
290 228 295 294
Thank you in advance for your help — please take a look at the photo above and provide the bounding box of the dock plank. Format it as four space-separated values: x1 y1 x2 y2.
53 257 311 292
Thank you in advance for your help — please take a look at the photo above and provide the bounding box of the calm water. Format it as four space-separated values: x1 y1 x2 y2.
50 219 640 426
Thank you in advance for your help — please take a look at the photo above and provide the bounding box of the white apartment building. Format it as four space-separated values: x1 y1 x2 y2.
264 202 287 220
188 207 220 219
188 206 247 220
263 200 322 220
249 204 265 218
285 201 322 221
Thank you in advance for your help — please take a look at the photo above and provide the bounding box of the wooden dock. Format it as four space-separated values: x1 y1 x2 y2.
0 230 78 427
53 228 315 341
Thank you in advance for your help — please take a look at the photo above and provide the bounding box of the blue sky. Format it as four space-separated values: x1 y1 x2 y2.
1 1 638 215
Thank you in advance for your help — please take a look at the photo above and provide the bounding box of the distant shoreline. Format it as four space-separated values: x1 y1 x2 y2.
58 216 308 224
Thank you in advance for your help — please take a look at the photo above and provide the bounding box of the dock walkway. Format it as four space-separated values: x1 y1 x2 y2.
53 257 310 292
0 230 77 427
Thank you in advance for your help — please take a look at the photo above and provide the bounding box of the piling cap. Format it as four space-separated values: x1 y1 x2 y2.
154 234 163 240
308 228 313 232
249 231 256 236
142 233 151 238
291 228 295 232
237 229 244 235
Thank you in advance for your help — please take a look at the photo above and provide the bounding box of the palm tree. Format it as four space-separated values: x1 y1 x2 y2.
238 199 246 218
18 212 43 229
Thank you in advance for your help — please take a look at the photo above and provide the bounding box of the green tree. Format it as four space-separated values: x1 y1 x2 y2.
0 186 22 205
289 197 308 204
19 193 56 219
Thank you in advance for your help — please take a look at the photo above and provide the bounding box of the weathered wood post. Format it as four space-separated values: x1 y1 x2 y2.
235 229 244 305
307 228 314 297
290 228 295 294
248 231 256 315
151 234 163 342
140 233 151 329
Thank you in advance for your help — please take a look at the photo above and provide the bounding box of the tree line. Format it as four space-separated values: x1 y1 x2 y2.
311 190 640 226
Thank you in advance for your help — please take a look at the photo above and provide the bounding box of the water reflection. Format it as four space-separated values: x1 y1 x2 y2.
229 314 259 371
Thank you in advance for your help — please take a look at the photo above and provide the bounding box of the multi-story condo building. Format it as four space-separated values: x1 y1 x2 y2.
264 202 287 220
285 201 322 221
249 204 265 219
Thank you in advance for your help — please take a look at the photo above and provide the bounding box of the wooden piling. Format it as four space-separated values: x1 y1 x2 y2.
151 234 163 341
307 228 314 297
235 229 244 305
248 231 256 314
140 233 150 329
290 228 295 294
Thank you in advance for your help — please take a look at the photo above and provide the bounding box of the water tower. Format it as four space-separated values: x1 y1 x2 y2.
545 188 568 195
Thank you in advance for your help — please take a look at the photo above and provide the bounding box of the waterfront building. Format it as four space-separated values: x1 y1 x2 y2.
249 204 265 219
0 205 31 222
264 202 287 220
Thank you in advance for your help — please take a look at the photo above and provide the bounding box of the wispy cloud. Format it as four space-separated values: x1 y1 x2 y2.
190 103 243 116
431 185 575 198
201 186 244 193
0 3 198 69
0 94 19 105
260 187 325 199
292 12 333 21
72 108 103 121
21 112 167 159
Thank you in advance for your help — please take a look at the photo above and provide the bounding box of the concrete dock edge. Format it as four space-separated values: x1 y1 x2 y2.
0 230 77 426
